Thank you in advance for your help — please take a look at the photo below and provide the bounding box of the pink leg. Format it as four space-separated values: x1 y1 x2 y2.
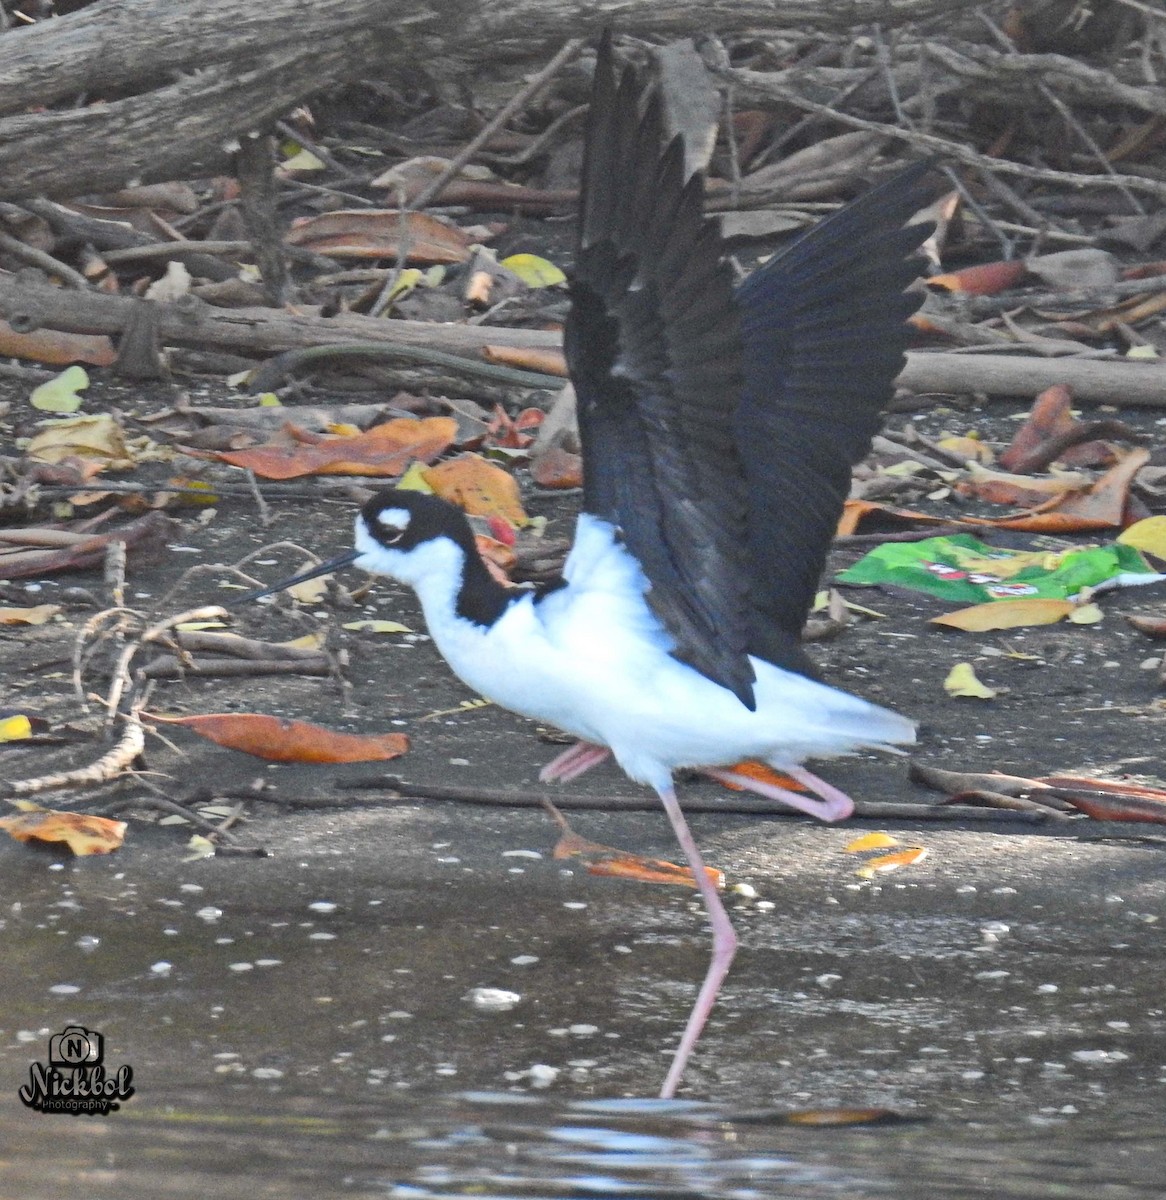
539 740 611 783
656 785 738 1099
703 764 854 823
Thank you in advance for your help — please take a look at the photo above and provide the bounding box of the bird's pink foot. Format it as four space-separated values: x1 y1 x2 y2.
539 740 611 783
703 763 854 822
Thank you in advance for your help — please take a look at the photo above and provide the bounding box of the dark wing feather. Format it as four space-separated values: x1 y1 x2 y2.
566 34 758 707
733 165 934 669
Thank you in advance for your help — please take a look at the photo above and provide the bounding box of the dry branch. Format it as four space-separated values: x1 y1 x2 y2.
0 0 991 201
2 274 1164 408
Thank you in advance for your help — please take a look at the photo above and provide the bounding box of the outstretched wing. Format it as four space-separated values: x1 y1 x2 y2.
565 34 758 707
733 166 933 665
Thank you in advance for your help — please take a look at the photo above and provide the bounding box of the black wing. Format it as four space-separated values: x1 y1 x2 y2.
565 34 758 707
733 166 933 665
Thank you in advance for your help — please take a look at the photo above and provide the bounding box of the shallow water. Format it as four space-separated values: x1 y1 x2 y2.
3 1086 1164 1199
1 801 1163 1196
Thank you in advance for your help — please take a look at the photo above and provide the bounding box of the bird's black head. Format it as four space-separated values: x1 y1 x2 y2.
356 488 474 557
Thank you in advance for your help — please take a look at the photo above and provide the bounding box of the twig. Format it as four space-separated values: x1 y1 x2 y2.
244 468 272 527
334 775 1059 823
0 227 90 288
407 37 584 212
723 65 1166 203
5 711 145 799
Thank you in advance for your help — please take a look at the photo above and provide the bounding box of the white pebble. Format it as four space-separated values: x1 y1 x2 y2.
466 987 521 1012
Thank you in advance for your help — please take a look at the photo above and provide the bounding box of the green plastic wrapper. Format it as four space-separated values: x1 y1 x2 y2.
836 534 1157 604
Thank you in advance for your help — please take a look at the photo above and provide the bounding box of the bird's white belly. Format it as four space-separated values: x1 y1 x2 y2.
421 573 914 793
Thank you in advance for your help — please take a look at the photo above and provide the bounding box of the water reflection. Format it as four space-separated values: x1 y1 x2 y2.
2 1087 1163 1199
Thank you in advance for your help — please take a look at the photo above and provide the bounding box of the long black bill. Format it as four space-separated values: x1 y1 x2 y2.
232 549 362 606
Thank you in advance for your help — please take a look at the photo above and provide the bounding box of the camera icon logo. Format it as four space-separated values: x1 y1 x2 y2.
48 1026 104 1067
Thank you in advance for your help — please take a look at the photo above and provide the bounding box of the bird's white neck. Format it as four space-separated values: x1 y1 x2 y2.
353 522 515 630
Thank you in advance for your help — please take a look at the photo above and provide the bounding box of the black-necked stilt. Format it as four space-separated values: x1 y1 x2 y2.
243 36 931 1097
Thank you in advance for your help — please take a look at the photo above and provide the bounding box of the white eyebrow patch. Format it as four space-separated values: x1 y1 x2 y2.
376 507 411 532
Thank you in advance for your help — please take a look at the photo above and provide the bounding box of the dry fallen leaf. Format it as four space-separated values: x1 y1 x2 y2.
0 806 126 855
25 413 136 471
943 662 997 699
0 714 33 741
844 832 900 852
211 417 456 481
716 760 808 792
0 604 61 625
285 209 473 264
146 712 409 763
1118 515 1166 560
856 846 929 879
423 453 528 527
928 259 1028 295
553 823 724 889
932 598 1076 631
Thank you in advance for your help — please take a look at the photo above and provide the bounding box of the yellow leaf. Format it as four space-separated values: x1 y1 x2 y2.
501 253 566 288
342 619 413 634
1067 602 1103 624
25 412 135 469
280 632 326 651
288 570 331 604
281 148 325 172
937 434 993 464
256 393 282 407
0 604 61 625
395 460 435 493
183 835 217 862
174 620 228 632
0 714 33 742
944 662 997 699
845 832 899 853
29 365 89 413
1127 344 1159 360
1118 516 1166 560
382 267 424 305
931 597 1075 631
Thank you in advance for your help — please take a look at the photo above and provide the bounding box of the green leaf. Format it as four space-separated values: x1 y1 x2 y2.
501 253 566 288
30 366 89 413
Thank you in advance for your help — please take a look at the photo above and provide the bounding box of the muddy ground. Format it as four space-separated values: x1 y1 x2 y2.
1 374 1166 1200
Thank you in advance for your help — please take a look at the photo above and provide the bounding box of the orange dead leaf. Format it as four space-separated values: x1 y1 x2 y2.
963 447 1150 533
928 259 1027 295
474 533 517 583
0 809 126 856
481 344 569 377
486 404 544 450
530 445 583 489
284 209 472 264
836 500 952 537
146 712 409 763
422 453 528 526
998 385 1075 471
1037 774 1166 823
717 760 807 792
552 826 723 889
211 417 456 481
954 462 1089 508
855 846 928 879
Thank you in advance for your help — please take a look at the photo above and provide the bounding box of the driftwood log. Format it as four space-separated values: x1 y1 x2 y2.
2 273 1165 409
1 0 987 201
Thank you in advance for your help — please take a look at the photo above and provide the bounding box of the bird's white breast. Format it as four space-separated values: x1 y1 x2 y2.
377 515 914 791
